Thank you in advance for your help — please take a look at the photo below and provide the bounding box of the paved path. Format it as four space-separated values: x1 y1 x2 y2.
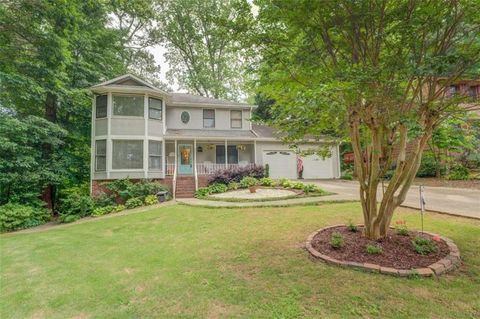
308 180 480 219
177 180 480 219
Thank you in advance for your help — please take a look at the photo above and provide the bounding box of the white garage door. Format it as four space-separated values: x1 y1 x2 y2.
302 154 335 179
263 151 297 179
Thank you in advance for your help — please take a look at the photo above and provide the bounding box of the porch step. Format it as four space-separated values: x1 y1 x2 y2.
175 176 196 198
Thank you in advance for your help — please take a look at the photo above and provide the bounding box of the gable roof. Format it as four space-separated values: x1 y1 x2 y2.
91 74 169 95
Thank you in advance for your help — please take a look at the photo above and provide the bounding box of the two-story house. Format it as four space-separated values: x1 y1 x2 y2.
90 74 341 197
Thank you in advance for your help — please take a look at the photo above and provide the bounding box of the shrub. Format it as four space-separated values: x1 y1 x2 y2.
259 177 274 187
416 152 438 177
58 193 94 222
144 195 158 205
291 181 304 189
0 203 50 232
208 183 228 194
105 178 169 202
227 182 240 190
447 165 469 180
92 205 116 217
58 214 80 223
340 173 353 180
330 232 344 249
366 244 382 254
113 205 125 212
208 165 265 185
194 187 210 198
395 220 409 236
93 191 116 207
125 198 143 209
278 178 289 187
239 176 259 188
347 221 358 232
303 184 322 194
265 164 270 177
412 236 437 255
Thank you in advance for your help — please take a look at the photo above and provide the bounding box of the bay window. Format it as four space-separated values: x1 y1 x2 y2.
149 140 163 170
95 140 106 171
96 95 107 118
112 140 143 169
113 95 144 117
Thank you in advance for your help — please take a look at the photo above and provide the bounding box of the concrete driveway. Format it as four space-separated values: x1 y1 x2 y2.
306 180 480 219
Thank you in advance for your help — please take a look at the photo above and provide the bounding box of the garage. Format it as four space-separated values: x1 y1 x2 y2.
262 149 337 180
262 150 297 179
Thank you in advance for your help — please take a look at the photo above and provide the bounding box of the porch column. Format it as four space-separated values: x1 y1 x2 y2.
106 92 112 179
174 139 177 174
162 139 166 178
193 139 197 174
225 139 228 169
143 94 149 178
253 140 257 165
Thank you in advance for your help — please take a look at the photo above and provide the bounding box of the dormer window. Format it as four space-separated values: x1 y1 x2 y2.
203 109 215 128
96 95 107 118
113 95 144 117
149 97 162 120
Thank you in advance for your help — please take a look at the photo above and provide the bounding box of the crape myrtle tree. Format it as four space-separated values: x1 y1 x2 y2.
253 0 480 239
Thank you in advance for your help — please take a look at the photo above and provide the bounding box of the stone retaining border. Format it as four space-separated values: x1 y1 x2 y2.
305 225 461 277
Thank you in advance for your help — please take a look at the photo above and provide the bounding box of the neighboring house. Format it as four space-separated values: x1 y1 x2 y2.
90 74 341 197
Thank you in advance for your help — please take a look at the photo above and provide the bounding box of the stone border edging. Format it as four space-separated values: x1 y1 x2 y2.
305 225 461 277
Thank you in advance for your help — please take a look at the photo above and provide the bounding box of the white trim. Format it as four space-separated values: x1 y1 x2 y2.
162 98 167 135
336 144 342 178
91 74 169 94
225 140 228 166
162 138 166 178
254 140 257 164
106 92 112 178
144 94 149 178
90 96 96 194
169 102 256 109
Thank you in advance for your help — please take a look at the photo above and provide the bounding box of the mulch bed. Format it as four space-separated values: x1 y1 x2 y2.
310 226 449 269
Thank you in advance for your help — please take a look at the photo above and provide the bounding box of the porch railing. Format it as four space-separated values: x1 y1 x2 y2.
196 163 255 175
166 163 176 176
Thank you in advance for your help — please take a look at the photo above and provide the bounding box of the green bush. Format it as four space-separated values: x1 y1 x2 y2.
58 214 80 223
144 195 158 205
259 177 274 186
278 178 289 187
303 184 322 194
340 168 354 180
93 192 116 207
265 164 270 177
114 205 125 212
416 152 438 177
239 176 259 188
0 203 50 232
366 244 382 254
208 183 228 194
58 193 94 222
105 178 169 202
447 165 469 180
92 205 116 217
412 236 437 255
330 232 344 249
194 187 210 198
125 197 143 209
227 182 240 190
347 221 358 232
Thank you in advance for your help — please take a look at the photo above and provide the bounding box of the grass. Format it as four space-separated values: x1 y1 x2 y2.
1 203 479 318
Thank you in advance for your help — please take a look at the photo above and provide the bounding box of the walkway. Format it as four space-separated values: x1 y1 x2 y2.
177 180 480 219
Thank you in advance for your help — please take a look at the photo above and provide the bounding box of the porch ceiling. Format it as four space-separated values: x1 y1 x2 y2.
165 129 256 139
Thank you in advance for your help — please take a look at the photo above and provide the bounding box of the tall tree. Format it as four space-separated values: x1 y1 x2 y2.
153 0 252 100
253 0 480 239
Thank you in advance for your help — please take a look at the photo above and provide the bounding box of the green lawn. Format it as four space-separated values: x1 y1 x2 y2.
1 203 479 318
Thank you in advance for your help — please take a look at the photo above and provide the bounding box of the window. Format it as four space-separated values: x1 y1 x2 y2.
112 140 143 169
95 140 106 171
149 97 162 120
469 86 478 99
448 85 459 97
113 95 144 117
216 145 238 164
231 110 242 128
181 111 190 124
149 140 162 170
96 95 107 118
203 109 215 128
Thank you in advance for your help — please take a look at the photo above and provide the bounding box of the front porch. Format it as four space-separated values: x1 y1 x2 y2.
165 140 256 176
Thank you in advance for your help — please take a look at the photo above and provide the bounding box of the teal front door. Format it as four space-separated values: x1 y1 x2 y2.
178 144 193 175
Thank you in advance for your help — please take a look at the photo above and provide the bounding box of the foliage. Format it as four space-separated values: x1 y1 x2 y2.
58 193 95 221
144 195 158 206
125 198 143 209
208 183 228 194
416 152 439 178
208 165 265 185
104 179 169 202
302 184 322 194
227 182 240 190
340 171 353 180
251 0 480 240
347 221 358 233
264 163 270 178
92 204 125 217
259 177 274 187
395 220 409 236
447 165 470 180
330 232 344 249
153 0 252 100
0 203 50 232
93 192 117 208
194 187 211 199
366 245 382 255
412 237 438 255
239 176 259 188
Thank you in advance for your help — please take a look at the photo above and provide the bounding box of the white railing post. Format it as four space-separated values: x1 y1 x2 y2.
194 139 198 191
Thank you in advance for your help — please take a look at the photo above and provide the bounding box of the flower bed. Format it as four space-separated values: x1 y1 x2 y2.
306 224 461 277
